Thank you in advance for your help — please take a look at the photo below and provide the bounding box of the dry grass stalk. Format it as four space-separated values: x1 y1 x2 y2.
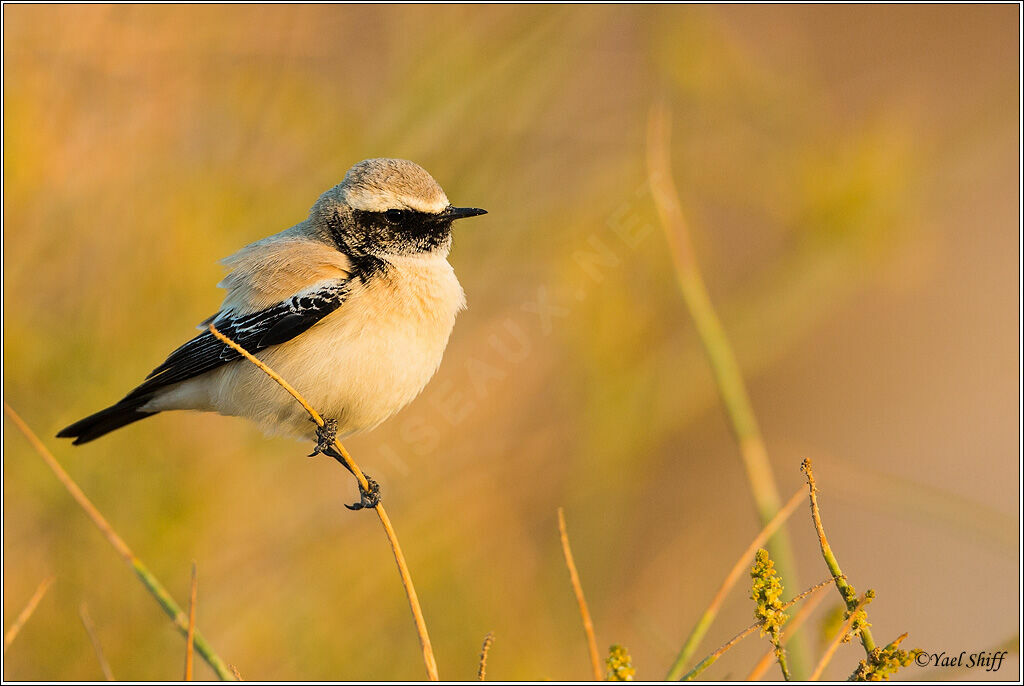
477 631 495 680
78 602 114 680
808 593 871 680
3 403 236 681
557 507 603 681
208 324 439 681
3 575 54 653
665 487 805 678
185 562 198 681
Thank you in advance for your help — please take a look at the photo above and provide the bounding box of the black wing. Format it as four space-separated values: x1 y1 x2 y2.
122 279 352 402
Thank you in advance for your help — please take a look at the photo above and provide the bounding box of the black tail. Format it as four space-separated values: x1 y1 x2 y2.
56 397 159 445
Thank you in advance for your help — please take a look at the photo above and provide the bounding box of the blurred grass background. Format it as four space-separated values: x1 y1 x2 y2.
3 5 1018 680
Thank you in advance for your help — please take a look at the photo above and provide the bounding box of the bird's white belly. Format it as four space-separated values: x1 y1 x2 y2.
157 254 465 440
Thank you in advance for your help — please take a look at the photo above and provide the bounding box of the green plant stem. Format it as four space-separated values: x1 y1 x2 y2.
801 459 877 656
4 403 236 681
648 102 809 678
774 644 791 680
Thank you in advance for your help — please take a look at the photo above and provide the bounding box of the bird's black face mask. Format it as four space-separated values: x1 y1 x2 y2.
330 206 486 257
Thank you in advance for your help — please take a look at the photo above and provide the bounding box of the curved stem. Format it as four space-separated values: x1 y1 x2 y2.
557 508 603 680
209 324 439 680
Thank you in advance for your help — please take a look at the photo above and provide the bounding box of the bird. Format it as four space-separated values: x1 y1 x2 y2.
57 158 486 508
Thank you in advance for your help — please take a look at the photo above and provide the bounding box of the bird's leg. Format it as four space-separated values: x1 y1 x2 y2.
308 418 381 511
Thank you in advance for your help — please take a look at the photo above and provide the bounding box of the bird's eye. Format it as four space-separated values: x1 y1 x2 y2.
384 209 405 224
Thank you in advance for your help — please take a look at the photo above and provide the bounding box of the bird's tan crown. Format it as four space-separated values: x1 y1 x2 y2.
339 158 450 214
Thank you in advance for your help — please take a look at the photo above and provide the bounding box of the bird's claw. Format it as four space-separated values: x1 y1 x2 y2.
308 418 339 457
345 476 381 511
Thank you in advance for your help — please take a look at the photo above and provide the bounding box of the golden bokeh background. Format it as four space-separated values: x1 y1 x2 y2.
3 5 1018 681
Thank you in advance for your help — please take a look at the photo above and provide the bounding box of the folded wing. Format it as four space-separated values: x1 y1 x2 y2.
125 279 352 401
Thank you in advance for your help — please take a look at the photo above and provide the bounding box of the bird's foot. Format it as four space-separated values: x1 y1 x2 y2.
344 476 381 511
308 418 339 457
307 419 381 510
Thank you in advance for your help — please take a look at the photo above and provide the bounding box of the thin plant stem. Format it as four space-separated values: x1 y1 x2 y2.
477 631 494 680
556 507 603 681
78 602 114 681
681 622 761 682
801 459 876 655
808 593 871 680
775 642 791 681
3 403 236 681
665 487 804 679
229 664 243 680
746 579 829 680
647 102 808 677
3 575 54 653
185 562 198 681
208 324 439 681
680 580 831 681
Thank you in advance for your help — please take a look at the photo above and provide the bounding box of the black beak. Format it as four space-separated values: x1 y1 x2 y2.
444 206 488 220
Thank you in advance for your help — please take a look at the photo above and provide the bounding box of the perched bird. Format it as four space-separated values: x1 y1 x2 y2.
58 158 486 507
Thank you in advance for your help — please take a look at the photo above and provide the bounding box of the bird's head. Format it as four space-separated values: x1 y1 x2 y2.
312 158 486 257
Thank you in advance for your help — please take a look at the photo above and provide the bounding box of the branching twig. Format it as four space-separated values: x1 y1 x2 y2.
665 487 805 679
3 575 54 653
185 562 197 681
208 324 439 680
78 602 114 681
477 631 494 680
557 507 603 681
3 403 235 680
647 101 808 677
809 593 871 680
680 580 831 681
801 459 876 655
